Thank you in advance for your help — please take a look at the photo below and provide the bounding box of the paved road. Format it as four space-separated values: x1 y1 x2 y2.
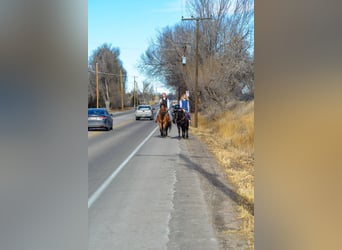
88 111 247 249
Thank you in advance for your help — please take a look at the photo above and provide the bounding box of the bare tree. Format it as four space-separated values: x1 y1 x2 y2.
88 44 127 109
137 80 157 105
139 0 254 115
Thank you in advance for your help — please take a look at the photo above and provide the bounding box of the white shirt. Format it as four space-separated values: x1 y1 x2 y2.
159 97 170 109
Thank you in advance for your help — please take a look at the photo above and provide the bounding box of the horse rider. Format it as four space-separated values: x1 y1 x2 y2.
179 93 191 124
155 92 173 125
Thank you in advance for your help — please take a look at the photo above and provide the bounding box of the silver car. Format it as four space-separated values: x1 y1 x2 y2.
88 108 113 131
135 105 154 120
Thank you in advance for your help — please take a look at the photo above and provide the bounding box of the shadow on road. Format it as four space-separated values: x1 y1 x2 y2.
179 153 254 216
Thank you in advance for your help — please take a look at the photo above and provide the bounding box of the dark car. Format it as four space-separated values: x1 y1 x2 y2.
135 105 154 120
172 104 181 110
88 108 113 131
171 100 179 109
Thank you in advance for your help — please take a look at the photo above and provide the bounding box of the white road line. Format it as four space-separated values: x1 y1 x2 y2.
88 125 159 208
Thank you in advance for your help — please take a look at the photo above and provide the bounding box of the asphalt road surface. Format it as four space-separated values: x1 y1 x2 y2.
88 110 247 249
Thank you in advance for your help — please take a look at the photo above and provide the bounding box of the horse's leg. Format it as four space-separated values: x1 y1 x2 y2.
167 113 172 131
186 121 189 138
162 122 166 137
177 124 181 137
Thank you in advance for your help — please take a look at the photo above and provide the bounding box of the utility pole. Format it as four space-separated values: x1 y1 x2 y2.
120 70 124 111
96 62 99 108
182 16 211 128
133 76 136 109
181 45 187 101
136 79 139 106
133 76 138 108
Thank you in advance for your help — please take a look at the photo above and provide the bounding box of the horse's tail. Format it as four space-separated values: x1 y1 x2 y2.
167 113 172 132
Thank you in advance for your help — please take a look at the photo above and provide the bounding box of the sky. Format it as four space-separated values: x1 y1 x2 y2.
88 0 187 94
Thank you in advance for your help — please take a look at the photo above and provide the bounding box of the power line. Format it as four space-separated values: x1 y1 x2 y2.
88 70 124 77
88 69 139 78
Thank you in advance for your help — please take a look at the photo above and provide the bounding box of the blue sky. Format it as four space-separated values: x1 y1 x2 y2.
88 0 187 94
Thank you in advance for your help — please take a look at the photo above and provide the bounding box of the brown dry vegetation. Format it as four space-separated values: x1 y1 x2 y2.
191 100 254 248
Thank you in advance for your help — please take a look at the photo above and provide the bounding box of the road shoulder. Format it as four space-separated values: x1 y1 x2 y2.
183 135 249 249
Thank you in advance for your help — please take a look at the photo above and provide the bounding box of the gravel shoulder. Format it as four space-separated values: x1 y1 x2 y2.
182 135 249 249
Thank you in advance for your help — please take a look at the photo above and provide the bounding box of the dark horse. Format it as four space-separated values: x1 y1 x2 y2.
173 108 189 139
156 103 171 137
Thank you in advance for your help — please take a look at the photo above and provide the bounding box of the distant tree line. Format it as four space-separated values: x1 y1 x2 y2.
88 44 160 109
139 0 254 116
88 44 128 109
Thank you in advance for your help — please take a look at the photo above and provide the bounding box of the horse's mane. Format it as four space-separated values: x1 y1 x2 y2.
174 109 187 124
160 103 167 112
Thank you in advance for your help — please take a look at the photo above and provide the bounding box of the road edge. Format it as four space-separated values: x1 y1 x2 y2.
184 135 249 249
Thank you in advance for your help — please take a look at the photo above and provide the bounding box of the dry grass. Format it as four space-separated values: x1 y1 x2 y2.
191 101 254 248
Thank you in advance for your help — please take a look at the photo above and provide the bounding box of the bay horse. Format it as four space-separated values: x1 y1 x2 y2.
173 108 189 139
156 103 171 137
